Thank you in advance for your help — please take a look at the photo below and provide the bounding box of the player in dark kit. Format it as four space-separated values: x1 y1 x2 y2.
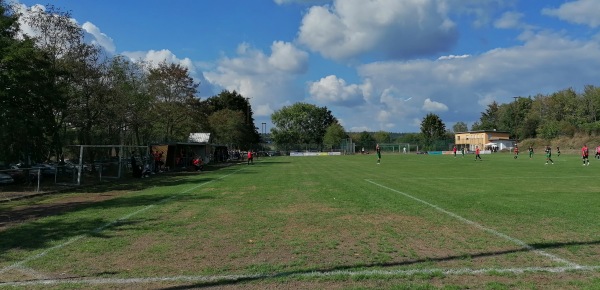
545 146 554 165
376 144 381 164
528 146 534 159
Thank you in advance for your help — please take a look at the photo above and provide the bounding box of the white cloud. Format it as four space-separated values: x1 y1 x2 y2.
297 0 458 61
268 41 309 74
494 11 524 29
255 103 275 117
542 0 600 28
122 49 196 71
351 29 600 131
422 98 449 112
350 125 371 132
121 49 218 98
203 42 309 116
13 3 43 38
308 75 364 106
376 110 392 123
273 0 329 5
437 54 470 60
82 22 116 53
14 3 116 55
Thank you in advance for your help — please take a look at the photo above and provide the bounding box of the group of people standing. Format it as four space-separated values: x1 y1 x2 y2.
371 143 599 167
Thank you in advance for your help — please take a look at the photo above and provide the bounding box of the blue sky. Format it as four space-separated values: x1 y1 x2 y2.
12 0 600 133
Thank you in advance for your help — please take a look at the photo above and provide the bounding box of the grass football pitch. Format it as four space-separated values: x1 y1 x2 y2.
1 152 600 289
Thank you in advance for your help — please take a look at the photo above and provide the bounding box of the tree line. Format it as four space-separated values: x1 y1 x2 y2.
0 2 259 163
470 86 600 140
4 1 600 162
277 85 600 152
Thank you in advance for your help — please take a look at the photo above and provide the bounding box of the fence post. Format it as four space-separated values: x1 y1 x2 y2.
37 168 41 192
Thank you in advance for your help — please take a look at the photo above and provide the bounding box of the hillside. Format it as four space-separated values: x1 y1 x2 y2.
519 134 600 154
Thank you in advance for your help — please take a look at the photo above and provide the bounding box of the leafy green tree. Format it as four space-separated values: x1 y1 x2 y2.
208 109 246 146
472 101 500 131
537 120 560 140
105 56 154 146
271 102 337 146
200 90 260 148
396 133 421 145
500 97 532 140
519 114 540 139
420 113 446 150
0 2 62 162
452 121 468 133
355 131 376 151
547 88 578 124
147 62 199 142
323 123 347 149
580 85 600 124
373 131 391 143
20 3 87 161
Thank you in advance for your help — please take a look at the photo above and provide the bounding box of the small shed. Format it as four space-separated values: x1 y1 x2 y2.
149 133 214 170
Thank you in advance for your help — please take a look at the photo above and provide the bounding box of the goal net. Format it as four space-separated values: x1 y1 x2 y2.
378 143 411 153
63 145 150 185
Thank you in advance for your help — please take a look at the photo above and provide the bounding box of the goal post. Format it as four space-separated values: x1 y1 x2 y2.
68 145 151 185
378 143 411 153
397 143 411 154
340 138 355 155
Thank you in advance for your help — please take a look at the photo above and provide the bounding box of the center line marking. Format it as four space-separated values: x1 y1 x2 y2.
365 179 581 268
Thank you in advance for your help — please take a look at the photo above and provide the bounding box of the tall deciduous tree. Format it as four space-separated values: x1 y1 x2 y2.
105 56 154 146
323 122 347 149
0 1 61 162
373 131 391 143
271 102 337 146
472 101 500 131
208 109 246 146
452 121 468 133
147 62 199 142
420 113 446 149
199 90 260 148
19 3 86 161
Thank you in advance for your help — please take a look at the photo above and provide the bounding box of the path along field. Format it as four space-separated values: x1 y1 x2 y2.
0 152 599 289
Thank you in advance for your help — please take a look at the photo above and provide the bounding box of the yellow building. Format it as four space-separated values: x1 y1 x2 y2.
454 130 512 151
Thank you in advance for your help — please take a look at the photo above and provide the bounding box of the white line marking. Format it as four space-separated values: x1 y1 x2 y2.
1 265 598 287
0 168 245 276
387 176 597 180
365 179 582 268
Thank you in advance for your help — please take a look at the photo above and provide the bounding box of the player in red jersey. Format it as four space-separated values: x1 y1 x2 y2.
582 144 590 166
475 146 482 161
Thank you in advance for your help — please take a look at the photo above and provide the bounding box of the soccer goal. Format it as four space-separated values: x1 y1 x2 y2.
397 143 411 154
65 145 151 185
340 138 355 155
379 143 411 153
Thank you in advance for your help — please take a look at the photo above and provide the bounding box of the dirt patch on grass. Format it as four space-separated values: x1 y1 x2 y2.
0 190 131 231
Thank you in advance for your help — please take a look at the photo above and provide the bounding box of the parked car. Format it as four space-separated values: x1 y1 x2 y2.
8 163 42 184
0 172 14 184
32 163 57 176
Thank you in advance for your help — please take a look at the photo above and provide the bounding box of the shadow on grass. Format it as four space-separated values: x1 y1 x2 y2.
159 239 600 289
0 159 295 253
0 192 216 259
